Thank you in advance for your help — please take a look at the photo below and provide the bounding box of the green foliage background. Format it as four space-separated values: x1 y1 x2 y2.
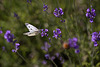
0 0 100 67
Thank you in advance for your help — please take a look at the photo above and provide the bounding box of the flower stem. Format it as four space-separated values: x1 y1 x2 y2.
50 59 58 67
77 53 82 67
56 0 60 8
65 50 72 64
16 51 28 64
91 46 95 67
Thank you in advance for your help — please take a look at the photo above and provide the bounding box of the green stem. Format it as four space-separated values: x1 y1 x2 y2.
16 51 28 64
91 46 95 67
77 53 82 67
50 59 58 67
65 50 72 64
56 0 60 8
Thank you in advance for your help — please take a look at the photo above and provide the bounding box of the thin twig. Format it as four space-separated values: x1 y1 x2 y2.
16 51 28 64
50 59 58 67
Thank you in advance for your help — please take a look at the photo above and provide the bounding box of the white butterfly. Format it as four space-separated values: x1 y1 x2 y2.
23 23 40 36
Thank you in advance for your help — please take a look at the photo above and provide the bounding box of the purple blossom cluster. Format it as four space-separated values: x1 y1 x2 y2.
91 32 100 46
0 30 3 34
53 8 65 23
45 54 56 61
4 30 15 43
68 38 80 53
53 8 64 18
53 28 61 39
43 4 48 11
27 0 32 3
45 54 50 59
41 29 48 37
41 42 51 52
55 53 64 64
60 19 65 23
43 53 65 64
86 8 96 23
4 30 20 52
14 12 19 19
2 46 5 51
12 43 20 52
42 60 47 65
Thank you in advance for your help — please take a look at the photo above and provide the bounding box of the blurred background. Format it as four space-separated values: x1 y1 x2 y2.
0 0 100 67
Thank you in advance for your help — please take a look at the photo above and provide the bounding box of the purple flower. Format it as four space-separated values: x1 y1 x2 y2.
0 30 3 34
68 38 78 48
41 29 48 37
2 46 5 51
12 49 17 52
53 28 61 39
14 12 19 19
41 42 51 52
51 56 55 60
53 8 64 17
68 37 80 53
94 42 98 46
43 4 48 11
75 49 80 53
60 19 65 23
48 38 51 43
4 30 15 42
60 57 62 61
91 32 98 42
45 54 50 59
91 32 100 46
12 43 20 52
14 13 18 17
55 53 60 57
61 60 65 64
86 8 96 23
27 0 32 3
42 60 47 65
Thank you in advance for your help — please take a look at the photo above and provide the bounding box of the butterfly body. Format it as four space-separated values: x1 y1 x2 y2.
23 23 40 36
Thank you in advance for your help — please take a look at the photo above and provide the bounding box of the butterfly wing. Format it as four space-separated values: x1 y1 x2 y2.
25 23 39 32
23 23 40 36
23 32 36 36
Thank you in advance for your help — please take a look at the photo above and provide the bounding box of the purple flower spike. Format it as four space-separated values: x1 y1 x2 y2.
41 42 51 52
91 32 98 42
68 37 80 53
43 4 48 11
2 46 5 51
94 42 98 46
45 29 48 32
41 29 48 37
60 57 63 61
91 32 100 46
45 54 50 59
4 30 15 43
60 19 65 23
48 38 51 43
27 0 32 3
75 49 80 53
42 60 47 65
51 56 55 60
53 8 64 17
12 43 20 52
86 7 96 23
53 28 61 39
55 53 60 57
12 49 17 52
68 38 78 48
0 30 3 34
61 60 65 64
